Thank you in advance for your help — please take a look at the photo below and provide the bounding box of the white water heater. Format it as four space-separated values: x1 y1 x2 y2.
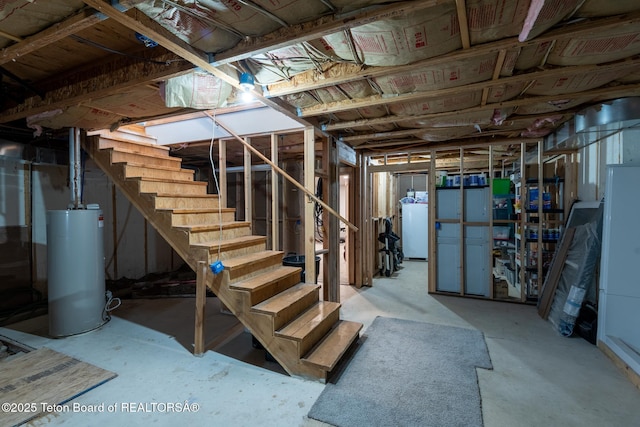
47 207 106 337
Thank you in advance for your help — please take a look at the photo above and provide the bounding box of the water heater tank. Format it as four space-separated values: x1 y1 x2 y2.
47 207 106 337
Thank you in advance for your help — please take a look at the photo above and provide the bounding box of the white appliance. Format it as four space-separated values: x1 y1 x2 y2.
402 203 428 259
598 165 640 376
47 207 106 337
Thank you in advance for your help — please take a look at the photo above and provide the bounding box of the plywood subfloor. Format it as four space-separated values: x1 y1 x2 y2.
0 347 116 426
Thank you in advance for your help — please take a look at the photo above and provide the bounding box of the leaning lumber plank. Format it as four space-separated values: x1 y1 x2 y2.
538 227 576 319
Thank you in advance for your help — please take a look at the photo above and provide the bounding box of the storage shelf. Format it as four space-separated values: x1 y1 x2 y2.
515 259 538 272
525 208 564 214
436 185 490 190
525 178 564 184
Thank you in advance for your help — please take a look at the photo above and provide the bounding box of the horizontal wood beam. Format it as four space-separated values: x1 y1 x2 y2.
358 136 540 152
324 82 640 133
211 0 448 65
142 102 264 126
368 158 500 173
343 127 428 142
81 0 311 127
349 128 526 146
0 29 23 43
0 8 104 66
0 50 193 123
302 58 640 118
268 11 640 98
352 138 423 150
342 111 573 143
369 162 430 173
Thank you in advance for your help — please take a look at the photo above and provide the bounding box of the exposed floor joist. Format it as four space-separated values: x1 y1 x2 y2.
267 11 640 98
0 50 192 123
323 82 640 132
0 8 104 66
300 62 640 118
80 0 311 127
210 0 450 65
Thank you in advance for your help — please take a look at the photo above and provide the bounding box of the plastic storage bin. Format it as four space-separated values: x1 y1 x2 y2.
283 254 320 282
492 178 511 195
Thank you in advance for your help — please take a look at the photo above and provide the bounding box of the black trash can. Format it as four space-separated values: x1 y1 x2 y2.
283 254 321 283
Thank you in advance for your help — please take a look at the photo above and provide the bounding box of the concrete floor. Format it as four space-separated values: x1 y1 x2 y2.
2 260 640 426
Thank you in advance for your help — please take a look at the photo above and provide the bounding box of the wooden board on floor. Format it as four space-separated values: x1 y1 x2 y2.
0 347 117 426
538 227 576 319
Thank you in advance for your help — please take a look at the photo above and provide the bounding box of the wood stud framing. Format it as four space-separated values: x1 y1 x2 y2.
244 138 253 225
271 134 280 251
455 0 471 49
219 140 227 208
304 127 316 285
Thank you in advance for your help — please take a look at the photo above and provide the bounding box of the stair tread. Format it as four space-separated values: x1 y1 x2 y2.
276 302 341 341
99 135 165 149
222 250 283 270
302 320 362 371
191 235 266 250
176 221 250 232
108 147 180 161
252 283 320 315
230 266 300 292
154 193 219 198
171 208 235 214
123 162 187 172
133 177 207 185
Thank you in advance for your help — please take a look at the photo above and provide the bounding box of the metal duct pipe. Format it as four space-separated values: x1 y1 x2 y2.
69 127 83 209
544 97 640 152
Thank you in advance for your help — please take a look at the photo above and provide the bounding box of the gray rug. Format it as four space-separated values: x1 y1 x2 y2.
308 317 493 427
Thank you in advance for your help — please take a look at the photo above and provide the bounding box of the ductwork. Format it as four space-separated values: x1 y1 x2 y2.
544 97 640 152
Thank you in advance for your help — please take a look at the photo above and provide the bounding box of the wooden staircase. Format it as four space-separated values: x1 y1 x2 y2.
83 128 361 381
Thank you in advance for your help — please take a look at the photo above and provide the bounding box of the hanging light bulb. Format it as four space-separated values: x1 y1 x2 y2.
239 72 255 91
239 72 255 102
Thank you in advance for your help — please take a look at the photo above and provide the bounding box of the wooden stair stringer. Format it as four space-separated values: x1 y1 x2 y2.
204 268 330 381
84 134 362 382
83 135 202 269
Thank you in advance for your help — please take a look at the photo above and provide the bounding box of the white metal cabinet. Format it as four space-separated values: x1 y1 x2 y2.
437 189 460 219
435 186 490 296
464 226 489 296
402 203 429 259
464 187 489 222
436 223 460 293
598 165 640 376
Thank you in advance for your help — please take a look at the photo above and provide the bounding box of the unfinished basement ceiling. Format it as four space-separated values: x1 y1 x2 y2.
1 0 640 166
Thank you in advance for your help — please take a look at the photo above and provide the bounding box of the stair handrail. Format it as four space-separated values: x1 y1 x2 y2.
209 114 359 232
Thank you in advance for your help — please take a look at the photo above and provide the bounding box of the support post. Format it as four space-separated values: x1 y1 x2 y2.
428 150 436 293
459 147 465 295
304 127 316 284
323 136 340 301
365 158 373 287
353 153 364 288
219 139 227 208
194 261 207 356
244 138 252 226
271 133 280 250
328 137 340 301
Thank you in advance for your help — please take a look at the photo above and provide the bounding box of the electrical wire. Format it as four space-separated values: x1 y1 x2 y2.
205 103 224 262
102 290 122 322
69 35 187 65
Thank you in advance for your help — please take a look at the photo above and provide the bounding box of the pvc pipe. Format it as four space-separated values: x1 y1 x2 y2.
69 127 83 209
